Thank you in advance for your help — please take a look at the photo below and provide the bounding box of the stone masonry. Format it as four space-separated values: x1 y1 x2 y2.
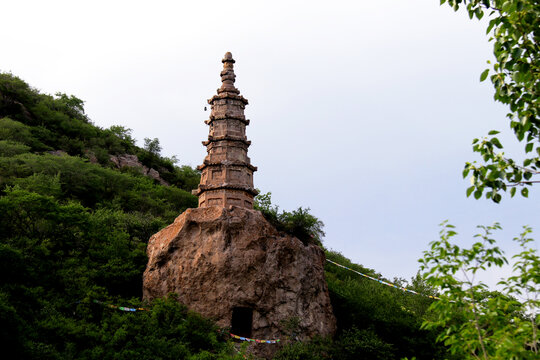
192 52 258 209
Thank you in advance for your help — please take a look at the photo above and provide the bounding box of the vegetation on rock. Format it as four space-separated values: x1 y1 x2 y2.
254 192 325 246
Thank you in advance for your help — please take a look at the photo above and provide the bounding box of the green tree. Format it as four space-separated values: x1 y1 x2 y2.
109 125 136 146
443 0 540 202
417 2 540 356
419 222 538 359
54 92 88 122
144 137 162 156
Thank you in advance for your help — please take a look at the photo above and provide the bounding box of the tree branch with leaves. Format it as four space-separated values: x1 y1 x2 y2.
419 222 539 359
441 0 539 202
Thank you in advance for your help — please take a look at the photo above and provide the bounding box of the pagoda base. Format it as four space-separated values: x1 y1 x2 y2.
198 189 254 209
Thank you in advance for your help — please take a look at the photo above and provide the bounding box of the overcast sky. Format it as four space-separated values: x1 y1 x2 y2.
2 0 538 288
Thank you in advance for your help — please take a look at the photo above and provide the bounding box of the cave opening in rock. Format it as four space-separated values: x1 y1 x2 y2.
231 307 253 338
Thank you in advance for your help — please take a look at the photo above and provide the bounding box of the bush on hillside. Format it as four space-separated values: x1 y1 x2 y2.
254 192 325 246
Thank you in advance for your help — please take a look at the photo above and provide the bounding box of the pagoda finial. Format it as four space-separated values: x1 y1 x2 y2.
219 52 239 94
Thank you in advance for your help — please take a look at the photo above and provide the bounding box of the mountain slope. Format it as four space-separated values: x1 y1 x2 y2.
0 73 450 359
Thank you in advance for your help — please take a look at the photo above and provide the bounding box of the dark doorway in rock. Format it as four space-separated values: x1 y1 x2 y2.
231 307 253 338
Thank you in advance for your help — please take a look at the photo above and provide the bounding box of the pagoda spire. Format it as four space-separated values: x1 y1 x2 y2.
219 52 239 94
193 52 258 209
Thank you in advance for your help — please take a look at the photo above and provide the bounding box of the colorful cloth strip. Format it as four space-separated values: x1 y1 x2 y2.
93 300 149 312
325 259 441 300
230 333 280 344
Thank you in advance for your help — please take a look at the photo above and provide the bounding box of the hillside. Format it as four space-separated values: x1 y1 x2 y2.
0 73 450 359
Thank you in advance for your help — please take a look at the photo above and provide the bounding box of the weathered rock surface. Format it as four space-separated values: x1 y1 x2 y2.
109 153 169 186
47 150 68 156
83 150 99 164
143 206 336 357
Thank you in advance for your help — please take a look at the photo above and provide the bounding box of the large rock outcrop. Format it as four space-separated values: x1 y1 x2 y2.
109 153 169 186
143 206 336 356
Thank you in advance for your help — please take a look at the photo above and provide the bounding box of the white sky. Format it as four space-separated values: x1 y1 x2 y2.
2 0 538 288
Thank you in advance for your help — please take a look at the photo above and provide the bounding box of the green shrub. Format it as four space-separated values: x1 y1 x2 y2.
274 337 334 360
254 192 324 246
0 140 30 156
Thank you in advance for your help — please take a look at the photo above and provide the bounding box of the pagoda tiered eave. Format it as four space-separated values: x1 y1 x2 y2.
192 183 259 197
197 160 257 172
205 115 250 126
202 136 251 146
208 92 248 105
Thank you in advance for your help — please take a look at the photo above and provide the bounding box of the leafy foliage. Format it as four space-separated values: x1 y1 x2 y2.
0 153 197 219
0 73 201 189
0 140 30 156
324 251 450 360
109 125 136 146
0 74 248 359
422 3 540 359
419 222 539 359
440 1 540 201
144 137 162 155
274 329 396 360
0 186 244 359
254 192 325 246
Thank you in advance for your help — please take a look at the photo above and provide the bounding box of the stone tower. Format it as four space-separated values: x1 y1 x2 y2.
193 52 258 209
144 53 336 359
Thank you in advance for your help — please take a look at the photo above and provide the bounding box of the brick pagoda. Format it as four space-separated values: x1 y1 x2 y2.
193 52 258 208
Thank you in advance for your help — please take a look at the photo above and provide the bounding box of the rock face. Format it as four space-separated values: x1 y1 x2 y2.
109 153 169 186
143 206 336 357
